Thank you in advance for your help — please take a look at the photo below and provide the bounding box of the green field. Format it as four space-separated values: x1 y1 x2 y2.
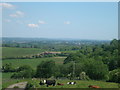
2 77 119 88
2 47 45 59
2 47 119 89
36 80 119 88
2 57 65 70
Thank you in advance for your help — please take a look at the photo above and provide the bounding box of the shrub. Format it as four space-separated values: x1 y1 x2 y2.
108 68 120 83
25 80 39 89
11 65 35 79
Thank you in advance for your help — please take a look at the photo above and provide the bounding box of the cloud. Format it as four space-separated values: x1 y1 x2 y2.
28 24 39 28
38 20 46 24
0 3 15 9
10 11 24 18
64 21 71 25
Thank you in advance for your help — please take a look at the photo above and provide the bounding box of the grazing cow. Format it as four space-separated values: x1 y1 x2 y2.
88 85 100 88
43 80 56 87
67 82 76 85
57 83 64 86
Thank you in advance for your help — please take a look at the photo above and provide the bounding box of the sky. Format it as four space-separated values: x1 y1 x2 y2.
1 2 118 40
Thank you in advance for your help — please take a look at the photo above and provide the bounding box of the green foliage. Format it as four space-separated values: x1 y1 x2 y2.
11 65 35 79
83 59 109 80
25 80 40 89
63 39 119 81
2 63 15 72
79 72 90 80
108 68 120 83
36 60 55 78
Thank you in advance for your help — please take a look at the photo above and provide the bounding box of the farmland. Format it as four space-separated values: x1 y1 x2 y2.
2 47 45 59
32 80 119 88
2 79 119 88
2 57 65 70
1 38 120 89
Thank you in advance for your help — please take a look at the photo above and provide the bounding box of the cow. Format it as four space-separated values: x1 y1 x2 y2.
67 81 76 85
43 80 56 87
57 83 64 86
39 81 44 85
88 85 100 88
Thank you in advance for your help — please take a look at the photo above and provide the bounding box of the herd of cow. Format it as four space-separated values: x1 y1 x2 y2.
39 80 100 88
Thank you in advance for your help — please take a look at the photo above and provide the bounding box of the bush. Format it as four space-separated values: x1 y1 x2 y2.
2 63 15 72
79 72 90 80
108 68 120 83
11 65 35 79
25 80 39 89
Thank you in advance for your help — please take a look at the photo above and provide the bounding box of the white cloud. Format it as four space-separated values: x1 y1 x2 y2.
0 3 15 9
28 24 39 28
38 20 46 24
10 11 24 18
64 21 71 25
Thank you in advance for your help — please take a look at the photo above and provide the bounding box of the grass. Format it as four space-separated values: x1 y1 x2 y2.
61 50 79 54
28 79 119 88
0 72 2 90
2 47 73 59
2 73 14 79
2 78 119 88
2 57 65 70
2 47 45 59
2 57 65 89
2 78 30 89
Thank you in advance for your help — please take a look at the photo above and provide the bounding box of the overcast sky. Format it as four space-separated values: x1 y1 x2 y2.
1 2 118 40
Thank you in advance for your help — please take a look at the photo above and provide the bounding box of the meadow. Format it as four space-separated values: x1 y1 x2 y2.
36 80 119 88
2 47 45 59
2 57 65 70
2 77 119 88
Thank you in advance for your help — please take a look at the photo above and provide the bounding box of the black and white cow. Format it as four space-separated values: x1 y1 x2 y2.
67 81 76 85
43 80 56 87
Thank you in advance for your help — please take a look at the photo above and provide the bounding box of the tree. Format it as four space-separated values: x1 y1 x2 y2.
36 60 55 78
11 65 35 78
83 59 109 80
108 68 120 83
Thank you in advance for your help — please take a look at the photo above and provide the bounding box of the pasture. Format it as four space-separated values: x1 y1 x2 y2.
2 57 65 70
36 80 119 88
3 79 119 88
2 47 45 59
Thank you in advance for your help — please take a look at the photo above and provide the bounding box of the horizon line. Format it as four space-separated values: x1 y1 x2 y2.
1 37 115 41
